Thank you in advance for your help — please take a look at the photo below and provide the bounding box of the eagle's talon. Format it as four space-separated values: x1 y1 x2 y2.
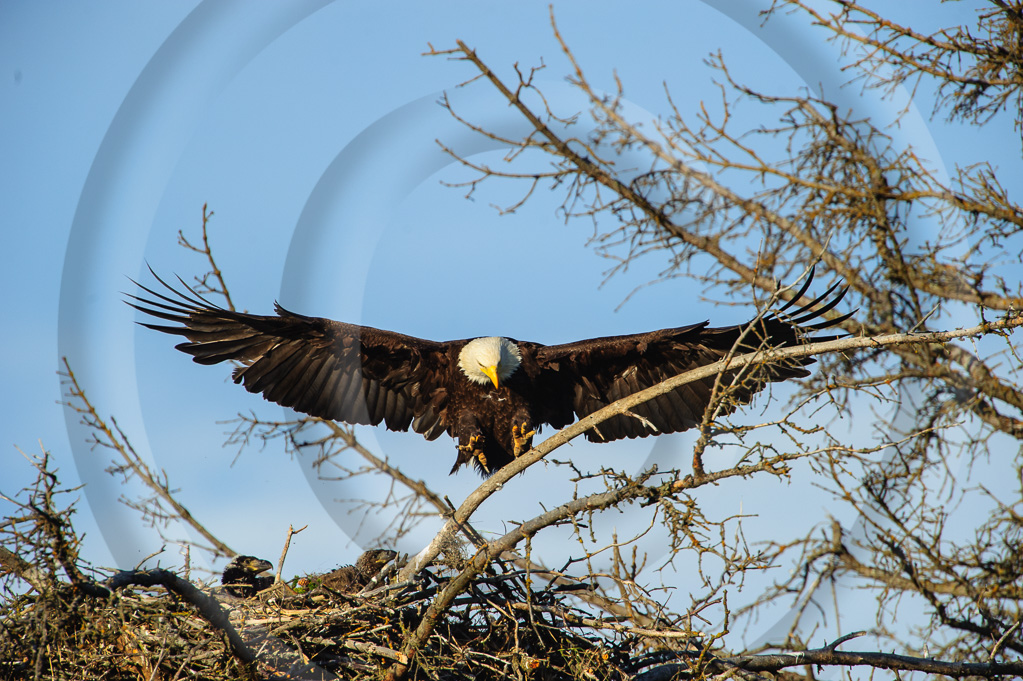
512 422 536 457
458 435 488 472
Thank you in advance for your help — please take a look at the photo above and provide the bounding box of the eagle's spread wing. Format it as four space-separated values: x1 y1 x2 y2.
128 273 450 439
535 277 850 442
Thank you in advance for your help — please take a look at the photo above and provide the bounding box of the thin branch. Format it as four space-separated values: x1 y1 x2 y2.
101 568 257 672
177 203 236 311
388 315 1023 677
61 357 236 559
0 545 54 593
275 524 306 585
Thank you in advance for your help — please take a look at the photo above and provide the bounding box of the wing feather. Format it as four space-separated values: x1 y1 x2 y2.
320 366 348 421
535 276 848 443
279 353 330 408
127 273 450 433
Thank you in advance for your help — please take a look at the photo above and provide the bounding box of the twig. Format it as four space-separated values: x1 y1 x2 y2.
0 546 53 593
177 203 236 311
102 569 257 672
504 601 701 639
275 524 307 585
718 646 1023 677
343 640 408 664
134 547 166 571
61 358 236 559
990 620 1022 661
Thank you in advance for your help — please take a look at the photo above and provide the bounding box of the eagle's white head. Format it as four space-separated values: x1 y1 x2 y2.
457 336 522 388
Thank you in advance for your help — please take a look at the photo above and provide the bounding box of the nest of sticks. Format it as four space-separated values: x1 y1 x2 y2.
0 556 656 681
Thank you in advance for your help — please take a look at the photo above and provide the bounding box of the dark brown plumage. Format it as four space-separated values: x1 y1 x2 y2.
130 270 849 476
220 555 274 598
315 549 398 594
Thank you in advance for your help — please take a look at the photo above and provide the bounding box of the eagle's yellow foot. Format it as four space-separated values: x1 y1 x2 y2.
512 423 536 457
458 435 488 473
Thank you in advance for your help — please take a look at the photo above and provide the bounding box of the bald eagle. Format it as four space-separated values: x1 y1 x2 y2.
301 549 398 595
220 555 274 598
130 272 847 476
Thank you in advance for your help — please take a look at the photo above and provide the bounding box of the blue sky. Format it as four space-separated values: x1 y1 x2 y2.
3 0 1014 649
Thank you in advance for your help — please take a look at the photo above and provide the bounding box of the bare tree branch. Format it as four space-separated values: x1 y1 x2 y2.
60 358 237 559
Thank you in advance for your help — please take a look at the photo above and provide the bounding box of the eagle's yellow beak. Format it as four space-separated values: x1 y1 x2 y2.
481 365 500 389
